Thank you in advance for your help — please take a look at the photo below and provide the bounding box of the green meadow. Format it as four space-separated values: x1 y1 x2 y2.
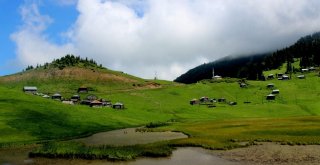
0 66 320 159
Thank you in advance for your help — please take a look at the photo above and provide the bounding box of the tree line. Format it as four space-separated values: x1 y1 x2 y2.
24 54 104 71
175 32 320 84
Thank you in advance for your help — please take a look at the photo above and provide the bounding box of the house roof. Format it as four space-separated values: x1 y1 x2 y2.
23 86 37 90
91 100 102 104
114 102 124 106
52 93 61 97
267 94 275 97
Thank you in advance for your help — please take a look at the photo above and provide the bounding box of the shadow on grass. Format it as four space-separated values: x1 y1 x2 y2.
7 109 105 141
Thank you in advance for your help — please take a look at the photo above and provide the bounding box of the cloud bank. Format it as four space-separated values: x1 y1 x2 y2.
12 0 320 80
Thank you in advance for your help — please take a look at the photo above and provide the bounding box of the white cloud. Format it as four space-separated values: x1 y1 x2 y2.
11 1 75 67
12 0 320 80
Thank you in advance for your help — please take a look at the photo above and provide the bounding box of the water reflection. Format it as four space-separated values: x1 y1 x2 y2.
73 128 188 146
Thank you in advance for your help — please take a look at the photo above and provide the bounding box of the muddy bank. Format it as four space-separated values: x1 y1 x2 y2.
72 128 188 146
219 142 320 165
32 147 239 165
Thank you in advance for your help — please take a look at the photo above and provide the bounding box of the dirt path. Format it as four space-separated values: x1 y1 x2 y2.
218 142 320 165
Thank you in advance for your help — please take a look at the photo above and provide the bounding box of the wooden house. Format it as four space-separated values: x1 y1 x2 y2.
113 102 125 109
218 98 226 102
90 100 103 107
267 74 274 79
23 86 37 94
272 89 280 94
190 99 199 105
282 75 289 80
71 95 80 102
240 83 247 88
200 96 209 102
267 83 275 88
52 93 62 100
78 87 88 93
266 94 275 100
86 95 97 101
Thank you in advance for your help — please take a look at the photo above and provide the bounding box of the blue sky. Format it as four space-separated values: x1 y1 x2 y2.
0 0 78 76
1 0 320 80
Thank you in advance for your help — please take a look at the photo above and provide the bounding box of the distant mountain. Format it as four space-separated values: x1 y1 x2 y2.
175 32 320 84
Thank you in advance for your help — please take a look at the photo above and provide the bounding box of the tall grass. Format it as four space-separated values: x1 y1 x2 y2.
29 141 173 160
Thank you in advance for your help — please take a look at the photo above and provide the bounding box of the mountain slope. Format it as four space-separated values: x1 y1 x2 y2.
175 31 320 84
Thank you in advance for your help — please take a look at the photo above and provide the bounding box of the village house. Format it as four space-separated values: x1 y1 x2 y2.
113 102 125 109
42 94 50 98
51 93 62 100
297 75 305 79
218 98 226 102
190 99 199 105
199 96 209 102
267 74 274 79
266 94 275 100
240 83 247 88
267 83 275 89
309 67 316 71
100 99 112 107
272 89 280 94
282 75 289 80
71 95 80 102
90 100 103 107
86 95 97 101
62 101 74 105
23 86 37 94
78 87 88 93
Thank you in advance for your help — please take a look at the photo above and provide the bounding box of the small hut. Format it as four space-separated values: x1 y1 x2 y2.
267 83 274 89
100 99 112 107
80 100 91 105
52 93 62 100
277 73 283 78
78 87 88 93
271 89 280 94
309 67 316 71
71 95 80 102
282 75 289 80
86 95 97 101
113 102 125 109
190 99 199 105
266 94 275 100
90 100 103 107
218 98 226 102
297 75 305 79
23 86 37 94
267 74 274 79
199 96 209 102
240 83 247 88
42 95 50 98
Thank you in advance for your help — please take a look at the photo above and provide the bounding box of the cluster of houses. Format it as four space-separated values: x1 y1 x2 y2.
23 86 125 109
266 73 290 80
265 83 280 100
189 96 236 107
266 67 318 80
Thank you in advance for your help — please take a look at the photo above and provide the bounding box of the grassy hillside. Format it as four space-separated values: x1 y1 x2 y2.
0 63 320 159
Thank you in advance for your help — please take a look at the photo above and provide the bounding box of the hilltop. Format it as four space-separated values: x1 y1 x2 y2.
0 55 169 94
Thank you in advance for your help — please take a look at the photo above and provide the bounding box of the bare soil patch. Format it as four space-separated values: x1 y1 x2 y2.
218 142 320 165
